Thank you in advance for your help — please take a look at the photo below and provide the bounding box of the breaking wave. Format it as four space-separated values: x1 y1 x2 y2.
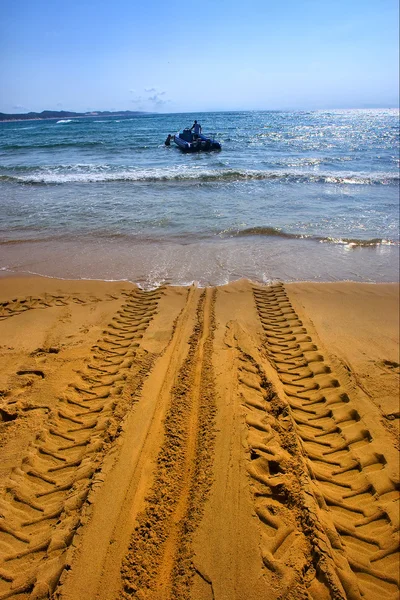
233 226 398 246
3 141 104 150
0 167 398 186
0 227 397 248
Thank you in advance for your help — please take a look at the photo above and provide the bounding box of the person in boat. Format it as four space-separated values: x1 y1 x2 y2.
164 134 173 146
190 120 202 139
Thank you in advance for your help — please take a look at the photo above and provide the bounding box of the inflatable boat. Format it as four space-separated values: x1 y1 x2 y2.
173 129 221 153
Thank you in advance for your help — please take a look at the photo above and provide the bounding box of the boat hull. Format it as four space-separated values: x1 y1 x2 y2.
173 131 221 153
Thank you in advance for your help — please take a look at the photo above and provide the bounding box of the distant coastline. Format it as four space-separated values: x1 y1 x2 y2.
0 110 147 122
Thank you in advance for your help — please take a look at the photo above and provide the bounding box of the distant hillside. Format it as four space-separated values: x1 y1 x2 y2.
0 110 146 122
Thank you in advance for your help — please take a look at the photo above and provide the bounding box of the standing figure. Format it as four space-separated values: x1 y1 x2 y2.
190 120 202 139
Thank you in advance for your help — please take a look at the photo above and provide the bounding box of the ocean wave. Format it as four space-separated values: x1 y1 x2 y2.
233 226 398 246
2 141 104 150
56 119 73 124
0 167 398 186
0 237 61 245
0 228 397 248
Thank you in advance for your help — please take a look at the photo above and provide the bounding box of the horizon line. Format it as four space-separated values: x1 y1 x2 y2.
1 105 399 118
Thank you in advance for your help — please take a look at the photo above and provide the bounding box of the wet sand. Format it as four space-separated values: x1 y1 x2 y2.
0 277 398 600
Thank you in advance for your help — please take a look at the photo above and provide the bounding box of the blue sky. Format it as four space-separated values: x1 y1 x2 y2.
1 0 398 113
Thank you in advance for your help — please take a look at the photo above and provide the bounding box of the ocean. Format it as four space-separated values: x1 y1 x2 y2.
0 109 398 287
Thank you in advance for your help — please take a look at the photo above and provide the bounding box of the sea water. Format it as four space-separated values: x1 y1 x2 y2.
0 110 398 287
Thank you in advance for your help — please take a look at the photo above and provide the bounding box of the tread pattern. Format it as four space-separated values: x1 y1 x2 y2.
121 288 217 600
0 289 163 600
226 320 341 599
0 292 124 321
253 283 400 600
237 341 312 597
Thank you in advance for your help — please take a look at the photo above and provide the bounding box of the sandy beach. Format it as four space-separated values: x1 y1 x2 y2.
0 276 398 599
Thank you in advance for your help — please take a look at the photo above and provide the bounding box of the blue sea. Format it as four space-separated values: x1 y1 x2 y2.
0 110 398 287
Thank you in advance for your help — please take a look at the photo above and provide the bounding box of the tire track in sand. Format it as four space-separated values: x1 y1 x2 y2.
225 320 342 599
0 292 122 321
121 288 217 600
0 289 162 600
253 283 399 600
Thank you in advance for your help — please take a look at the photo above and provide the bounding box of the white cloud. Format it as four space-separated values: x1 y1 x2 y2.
148 95 167 106
147 90 169 107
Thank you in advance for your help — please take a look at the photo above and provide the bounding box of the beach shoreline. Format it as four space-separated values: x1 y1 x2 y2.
1 233 399 288
1 110 399 292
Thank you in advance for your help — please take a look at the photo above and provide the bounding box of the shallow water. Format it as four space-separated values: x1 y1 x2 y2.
0 109 398 286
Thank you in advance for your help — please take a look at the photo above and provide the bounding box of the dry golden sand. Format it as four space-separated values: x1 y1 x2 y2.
0 277 398 600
